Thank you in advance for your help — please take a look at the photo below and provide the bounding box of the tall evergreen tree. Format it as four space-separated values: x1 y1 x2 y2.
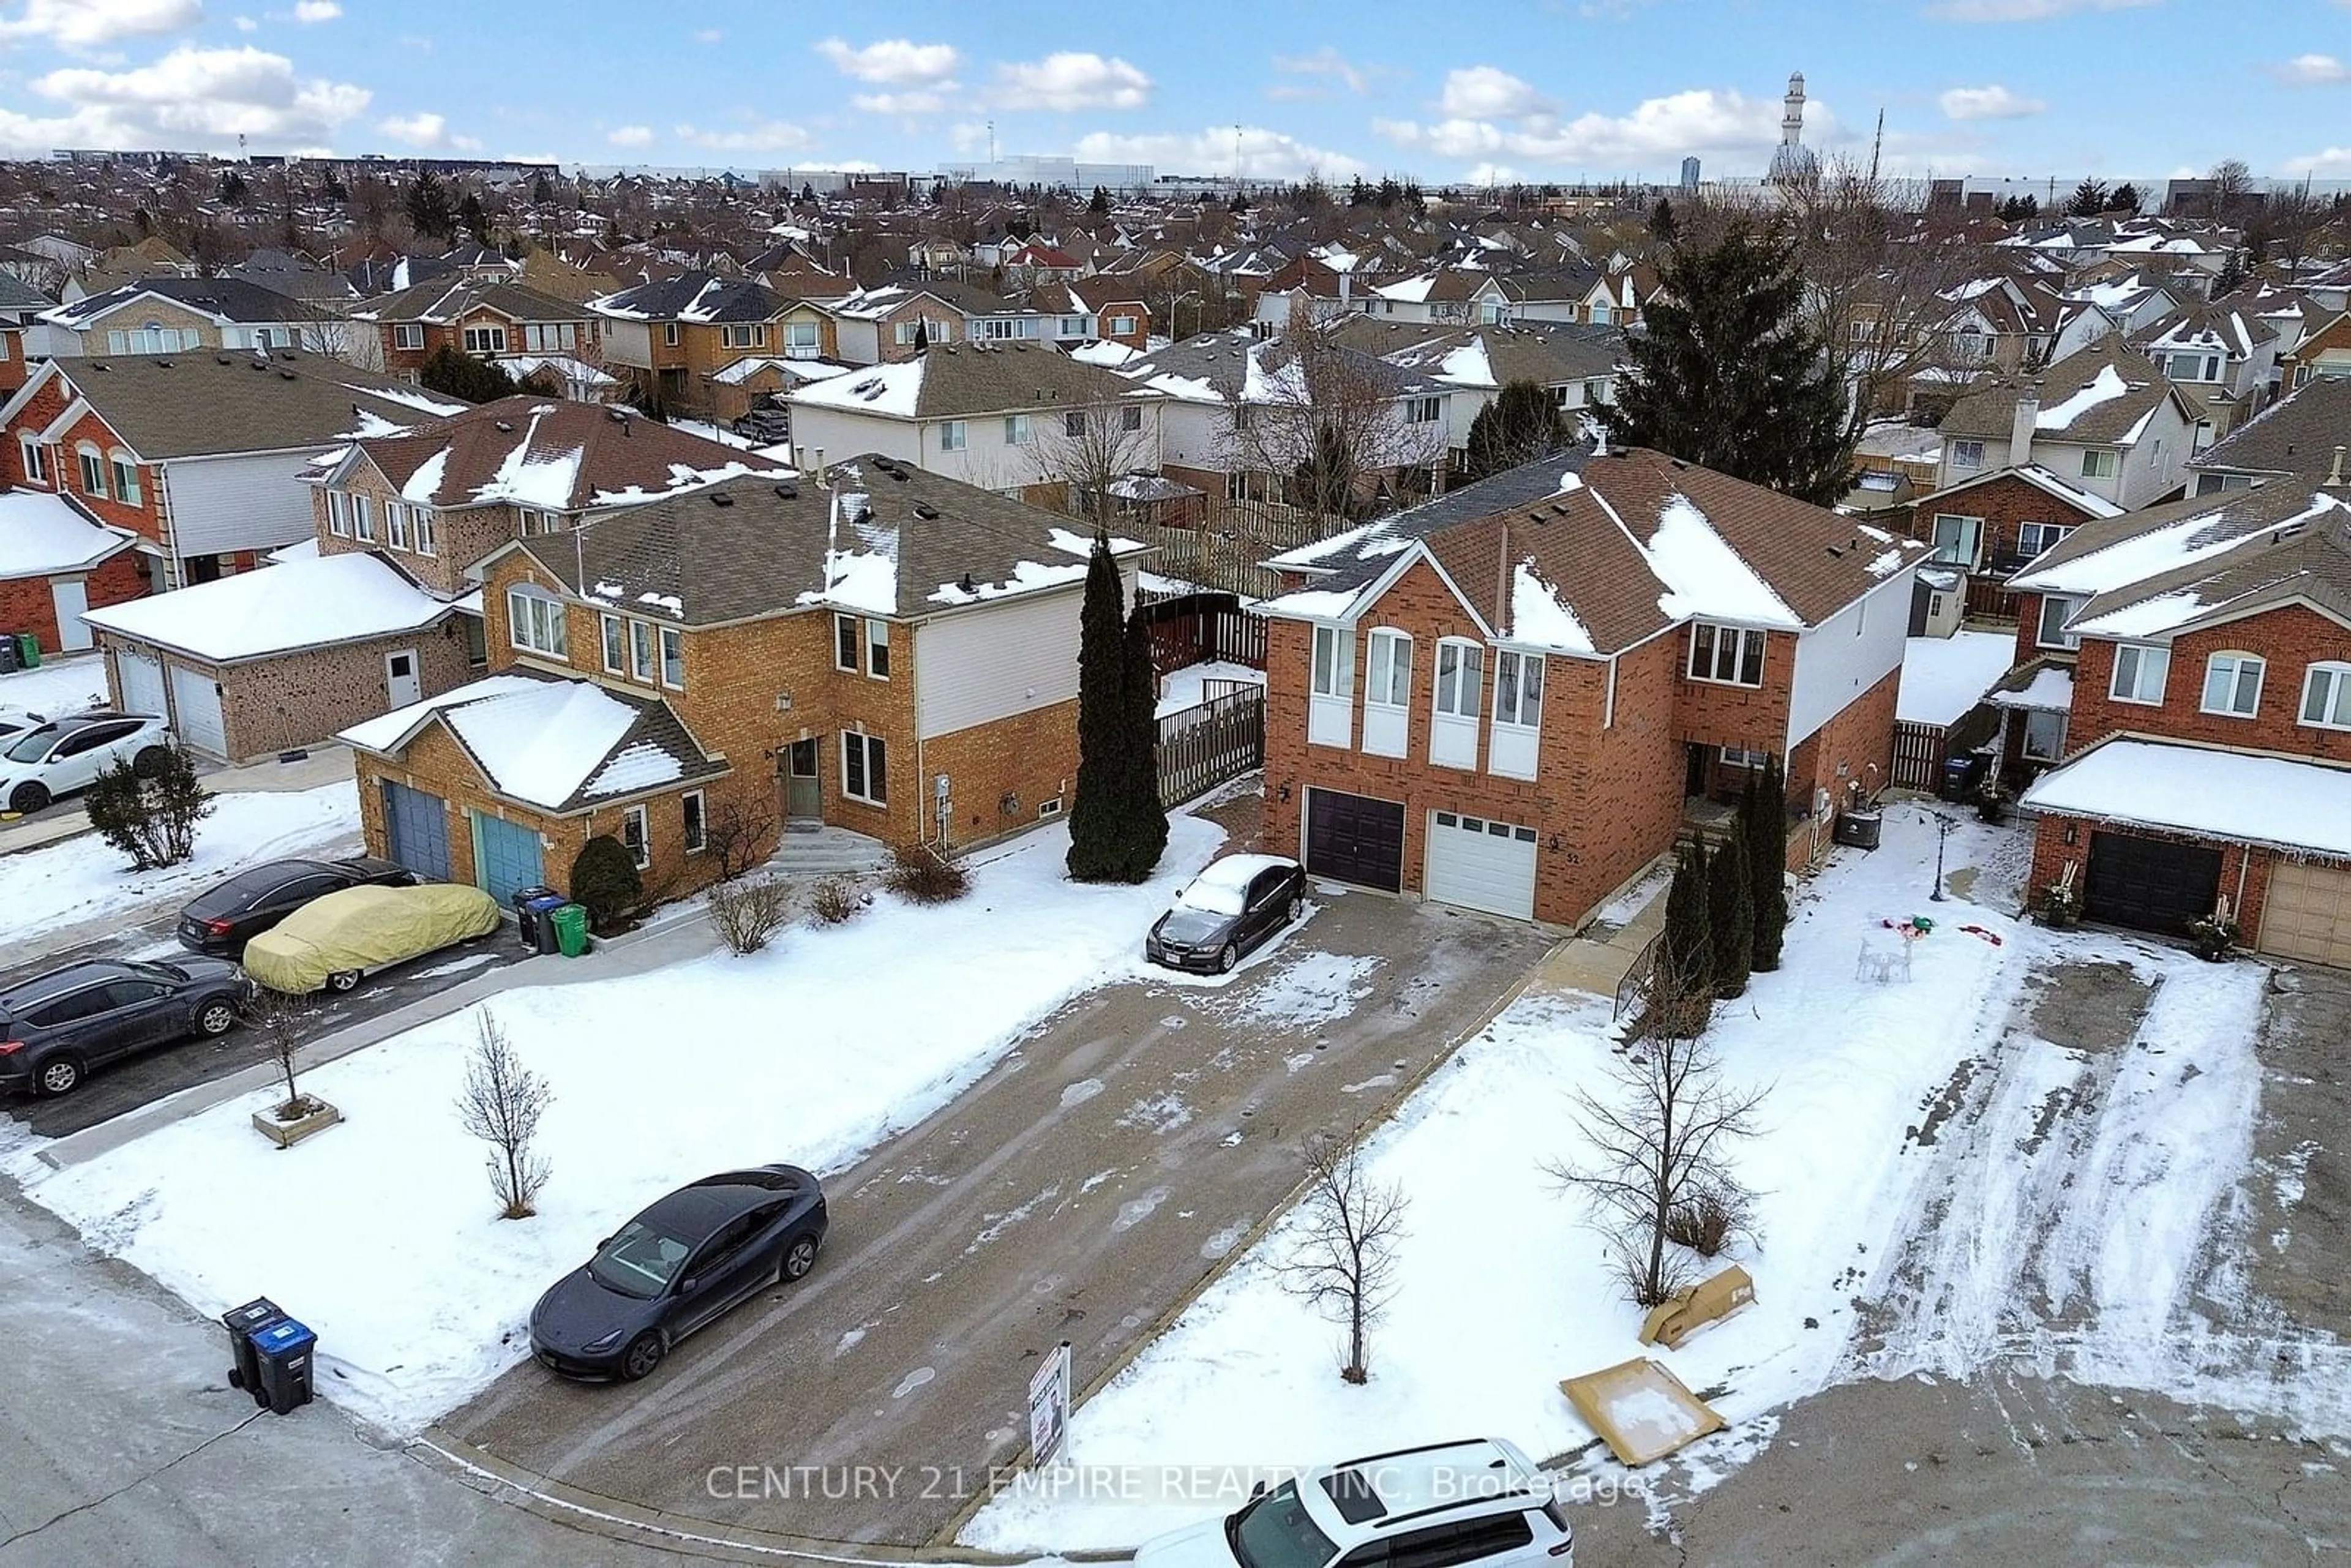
1597 217 1851 506
1065 535 1164 882
459 191 489 243
2213 247 2248 296
1089 184 1111 215
407 170 457 242
1706 822 1755 1000
1743 756 1790 972
2067 179 2109 218
1656 844 1715 1038
418 343 518 403
2107 182 2142 214
531 172 554 204
1463 380 1572 481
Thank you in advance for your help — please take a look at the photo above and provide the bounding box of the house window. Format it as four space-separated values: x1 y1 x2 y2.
518 508 562 536
77 444 107 497
1362 628 1411 757
681 789 706 853
785 321 820 354
462 324 508 354
659 626 684 690
523 323 577 352
1950 438 1986 470
1063 410 1087 438
392 323 424 350
720 324 765 349
1058 315 1089 336
630 620 656 681
2022 708 2066 761
1721 746 1769 768
662 323 680 347
18 434 43 486
1406 396 1442 423
864 618 890 680
1003 414 1031 446
601 613 626 673
1111 314 1139 336
108 452 141 506
2109 643 2170 705
507 587 569 658
2200 651 2263 717
413 508 437 557
1434 639 1484 717
841 730 888 806
2015 520 2072 560
328 490 350 536
1930 513 1983 568
620 804 650 869
386 502 410 550
1494 651 1543 727
2080 448 2120 479
352 495 375 542
2167 352 2221 383
1311 625 1355 699
1121 404 1142 432
1686 623 1765 687
2301 662 2351 730
1583 378 1610 405
940 420 967 452
2036 594 2082 650
833 612 859 672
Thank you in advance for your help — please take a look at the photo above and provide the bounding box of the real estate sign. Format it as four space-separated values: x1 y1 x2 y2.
1027 1340 1072 1468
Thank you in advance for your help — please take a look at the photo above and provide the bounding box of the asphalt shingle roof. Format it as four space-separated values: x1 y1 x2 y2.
26 350 466 460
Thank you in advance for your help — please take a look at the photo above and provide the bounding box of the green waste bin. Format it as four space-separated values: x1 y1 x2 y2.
550 902 590 958
15 634 38 669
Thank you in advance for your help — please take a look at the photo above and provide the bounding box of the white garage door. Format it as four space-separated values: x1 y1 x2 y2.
1424 809 1539 920
115 648 167 718
168 662 227 758
2260 860 2351 969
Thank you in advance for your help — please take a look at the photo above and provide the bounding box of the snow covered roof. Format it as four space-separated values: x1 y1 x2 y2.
337 670 726 814
1897 631 2017 727
1984 659 2074 712
588 269 793 325
2011 480 2347 606
705 354 854 387
2022 738 2351 859
2063 487 2351 640
0 490 140 580
1937 338 2183 449
1914 463 2127 522
788 340 1155 422
82 551 464 662
2188 375 2351 481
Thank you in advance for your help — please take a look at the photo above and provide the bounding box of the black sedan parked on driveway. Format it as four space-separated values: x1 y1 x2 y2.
530 1165 829 1381
1145 853 1308 973
178 856 417 956
0 958 252 1098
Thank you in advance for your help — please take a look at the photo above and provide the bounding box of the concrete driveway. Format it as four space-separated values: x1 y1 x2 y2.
436 888 1554 1550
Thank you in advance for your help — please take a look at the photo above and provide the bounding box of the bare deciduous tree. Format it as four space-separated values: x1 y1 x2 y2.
456 1011 554 1220
1033 401 1157 530
1281 1133 1409 1384
252 991 323 1119
1226 297 1445 521
703 797 776 882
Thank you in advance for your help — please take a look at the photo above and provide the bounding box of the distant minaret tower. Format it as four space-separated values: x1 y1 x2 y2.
1768 70 1820 186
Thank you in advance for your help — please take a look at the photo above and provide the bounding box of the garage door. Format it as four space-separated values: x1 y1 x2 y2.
1425 809 1539 920
1303 788 1405 893
471 810 546 908
115 648 167 718
2083 831 2222 935
2260 860 2351 968
381 780 452 882
168 663 227 758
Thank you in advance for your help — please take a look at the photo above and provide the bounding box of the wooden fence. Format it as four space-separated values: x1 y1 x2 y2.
1155 686 1265 807
1116 497 1340 603
1138 592 1267 676
1891 721 1946 792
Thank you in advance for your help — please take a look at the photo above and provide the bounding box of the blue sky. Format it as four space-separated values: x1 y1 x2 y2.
0 0 2345 182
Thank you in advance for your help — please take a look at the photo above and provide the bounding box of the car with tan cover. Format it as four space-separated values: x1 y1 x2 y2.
242 883 503 995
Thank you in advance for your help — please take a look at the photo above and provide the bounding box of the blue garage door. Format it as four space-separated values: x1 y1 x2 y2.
381 781 451 882
471 811 546 908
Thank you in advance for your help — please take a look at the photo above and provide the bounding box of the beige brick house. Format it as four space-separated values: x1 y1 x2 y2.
337 457 1147 908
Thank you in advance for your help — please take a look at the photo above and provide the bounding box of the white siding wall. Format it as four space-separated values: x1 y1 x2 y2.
1157 401 1229 474
1785 568 1914 750
784 404 924 471
2115 399 2192 508
911 565 1136 738
835 318 880 366
599 318 651 370
160 451 326 557
793 402 1166 493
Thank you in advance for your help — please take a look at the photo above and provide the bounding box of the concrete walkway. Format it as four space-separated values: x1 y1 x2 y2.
0 745 356 857
1525 869 1673 1003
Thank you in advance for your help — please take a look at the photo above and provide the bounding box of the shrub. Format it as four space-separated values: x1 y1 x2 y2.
885 841 971 904
84 748 213 871
1664 1184 1759 1259
808 876 862 925
569 835 642 932
708 872 792 955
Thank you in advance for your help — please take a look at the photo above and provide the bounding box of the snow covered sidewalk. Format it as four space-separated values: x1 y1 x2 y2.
10 816 1224 1436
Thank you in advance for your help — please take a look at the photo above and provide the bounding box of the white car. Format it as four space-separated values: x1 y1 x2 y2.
0 713 176 814
0 705 49 745
1135 1438 1572 1568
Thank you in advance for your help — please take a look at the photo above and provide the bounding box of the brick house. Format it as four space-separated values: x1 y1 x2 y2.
590 271 831 418
1903 465 2124 620
350 277 606 394
0 270 51 396
2011 473 2351 965
1932 337 2202 512
0 488 143 653
337 459 1147 909
2280 310 2351 391
1254 447 1927 926
0 350 463 604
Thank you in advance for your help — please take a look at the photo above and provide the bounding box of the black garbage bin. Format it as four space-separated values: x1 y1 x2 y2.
222 1297 283 1395
510 884 560 951
0 636 18 675
248 1316 317 1415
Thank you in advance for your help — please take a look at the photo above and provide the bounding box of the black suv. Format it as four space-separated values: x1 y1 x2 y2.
0 959 252 1098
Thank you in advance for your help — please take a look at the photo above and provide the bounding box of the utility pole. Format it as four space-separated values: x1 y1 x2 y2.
1233 124 1242 188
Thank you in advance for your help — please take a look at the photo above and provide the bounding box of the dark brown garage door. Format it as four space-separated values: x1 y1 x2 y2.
1303 789 1405 893
2084 831 2222 935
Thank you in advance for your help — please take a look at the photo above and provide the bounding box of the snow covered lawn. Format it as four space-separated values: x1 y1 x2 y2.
961 808 2061 1551
0 784 358 932
0 653 108 718
1156 661 1265 720
14 816 1224 1435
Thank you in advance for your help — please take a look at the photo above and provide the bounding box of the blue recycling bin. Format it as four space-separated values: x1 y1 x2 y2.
523 893 569 955
248 1316 317 1414
222 1297 283 1398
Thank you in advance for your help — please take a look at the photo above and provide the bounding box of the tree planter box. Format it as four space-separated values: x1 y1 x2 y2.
253 1097 341 1149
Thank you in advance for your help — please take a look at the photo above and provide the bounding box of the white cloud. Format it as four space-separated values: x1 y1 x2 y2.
0 0 203 50
1938 83 2046 119
1 44 370 155
2283 145 2351 176
606 124 652 147
292 0 339 21
2268 53 2349 85
1272 46 1373 96
992 52 1152 111
1464 162 1520 186
377 111 479 152
812 36 960 85
1377 86 1831 173
853 89 951 115
1072 124 1367 181
1925 0 2158 18
233 13 256 31
673 119 812 153
1439 65 1554 119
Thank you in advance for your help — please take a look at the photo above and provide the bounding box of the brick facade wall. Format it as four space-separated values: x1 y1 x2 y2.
75 298 222 353
0 327 26 394
2066 604 2351 765
48 405 167 548
317 462 512 599
1903 472 2107 609
2027 811 2276 939
1670 626 1793 754
355 723 596 899
4 376 73 489
923 697 1081 849
0 549 150 651
1788 664 1902 823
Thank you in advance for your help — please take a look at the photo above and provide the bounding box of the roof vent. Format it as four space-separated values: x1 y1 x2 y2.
494 420 514 432
280 368 298 380
959 571 977 593
913 501 939 520
774 482 798 500
884 463 909 481
216 351 235 365
607 406 629 422
154 358 172 369
840 491 871 522
710 490 734 507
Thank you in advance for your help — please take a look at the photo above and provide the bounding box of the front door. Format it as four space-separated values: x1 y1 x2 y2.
384 648 422 708
786 738 821 822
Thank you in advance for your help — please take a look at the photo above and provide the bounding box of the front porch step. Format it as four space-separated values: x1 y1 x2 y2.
765 825 891 876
